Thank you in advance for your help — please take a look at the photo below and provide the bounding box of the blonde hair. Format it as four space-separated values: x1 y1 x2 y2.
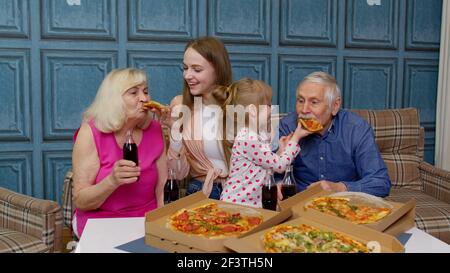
83 68 148 132
213 78 273 166
298 71 341 109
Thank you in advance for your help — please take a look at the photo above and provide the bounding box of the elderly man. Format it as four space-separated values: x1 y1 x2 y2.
278 72 391 197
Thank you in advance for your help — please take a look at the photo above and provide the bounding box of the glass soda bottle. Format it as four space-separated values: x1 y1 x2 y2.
123 130 139 165
123 129 139 180
262 170 278 211
164 168 179 204
281 165 297 200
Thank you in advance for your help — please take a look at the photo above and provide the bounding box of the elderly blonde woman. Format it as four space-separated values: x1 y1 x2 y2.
72 68 167 237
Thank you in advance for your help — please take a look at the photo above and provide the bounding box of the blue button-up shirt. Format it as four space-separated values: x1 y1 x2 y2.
278 109 391 197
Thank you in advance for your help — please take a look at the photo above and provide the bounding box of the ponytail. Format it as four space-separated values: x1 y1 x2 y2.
212 82 239 108
211 84 235 170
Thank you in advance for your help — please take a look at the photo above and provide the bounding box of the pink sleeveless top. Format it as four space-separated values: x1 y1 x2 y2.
74 120 163 236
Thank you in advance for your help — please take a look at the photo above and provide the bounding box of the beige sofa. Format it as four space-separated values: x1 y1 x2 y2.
352 108 450 244
0 187 63 253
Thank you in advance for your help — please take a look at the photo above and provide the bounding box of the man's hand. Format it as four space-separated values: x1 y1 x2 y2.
308 180 347 192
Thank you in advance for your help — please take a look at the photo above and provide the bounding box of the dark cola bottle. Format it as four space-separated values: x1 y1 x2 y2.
281 165 297 200
123 130 139 165
164 169 179 204
262 170 278 211
123 130 139 181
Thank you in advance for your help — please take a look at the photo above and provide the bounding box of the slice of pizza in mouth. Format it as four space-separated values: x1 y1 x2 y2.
142 100 167 111
298 118 323 132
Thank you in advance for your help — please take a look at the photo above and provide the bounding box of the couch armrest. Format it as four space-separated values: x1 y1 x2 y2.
62 170 74 229
419 162 450 204
0 187 63 252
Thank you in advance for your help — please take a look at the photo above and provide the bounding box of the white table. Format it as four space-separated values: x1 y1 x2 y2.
75 217 450 253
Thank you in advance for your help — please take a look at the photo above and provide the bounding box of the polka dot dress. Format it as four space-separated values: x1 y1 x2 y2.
221 128 300 208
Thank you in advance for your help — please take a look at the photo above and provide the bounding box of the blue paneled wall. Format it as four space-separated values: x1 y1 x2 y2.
0 0 442 202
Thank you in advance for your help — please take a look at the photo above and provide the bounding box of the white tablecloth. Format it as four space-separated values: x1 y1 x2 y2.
74 217 450 253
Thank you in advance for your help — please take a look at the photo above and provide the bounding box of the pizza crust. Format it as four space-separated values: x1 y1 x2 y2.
328 192 393 209
143 100 167 111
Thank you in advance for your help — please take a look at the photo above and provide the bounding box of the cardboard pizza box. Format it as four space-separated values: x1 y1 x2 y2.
224 208 405 253
144 191 293 253
278 184 416 236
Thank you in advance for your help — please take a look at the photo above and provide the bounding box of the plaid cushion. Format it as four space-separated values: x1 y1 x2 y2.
387 188 450 244
0 187 63 252
0 228 49 253
62 171 74 229
382 154 422 190
352 108 422 189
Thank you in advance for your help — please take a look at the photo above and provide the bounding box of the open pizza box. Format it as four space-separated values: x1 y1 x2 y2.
278 184 416 236
223 208 405 253
144 191 293 253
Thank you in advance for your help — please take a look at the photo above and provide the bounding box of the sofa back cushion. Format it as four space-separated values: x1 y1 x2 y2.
351 108 422 190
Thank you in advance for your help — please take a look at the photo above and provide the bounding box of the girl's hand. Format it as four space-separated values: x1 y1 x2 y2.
277 133 293 154
277 183 283 202
290 124 312 143
151 106 172 127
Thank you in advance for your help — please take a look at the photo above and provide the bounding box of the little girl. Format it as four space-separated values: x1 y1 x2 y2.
216 78 310 208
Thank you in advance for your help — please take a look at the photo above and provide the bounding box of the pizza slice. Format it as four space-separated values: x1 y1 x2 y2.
298 118 323 132
143 100 167 111
355 206 391 224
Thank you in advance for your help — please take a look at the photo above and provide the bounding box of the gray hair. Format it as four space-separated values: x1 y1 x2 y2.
298 71 341 109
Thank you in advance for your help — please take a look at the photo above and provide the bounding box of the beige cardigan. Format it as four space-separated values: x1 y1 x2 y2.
167 106 228 197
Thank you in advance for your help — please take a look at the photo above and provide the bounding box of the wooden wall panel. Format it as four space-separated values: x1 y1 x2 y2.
0 0 442 201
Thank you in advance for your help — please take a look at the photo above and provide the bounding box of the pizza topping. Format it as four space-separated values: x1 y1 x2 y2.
305 196 392 224
247 216 263 226
169 203 263 238
298 118 323 132
263 224 369 253
176 211 189 221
